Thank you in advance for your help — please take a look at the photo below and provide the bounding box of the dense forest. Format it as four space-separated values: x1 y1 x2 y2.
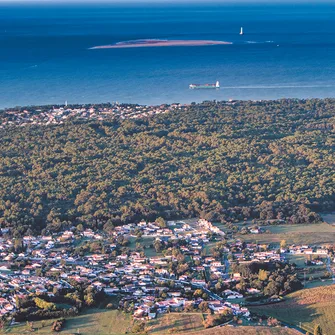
0 98 334 236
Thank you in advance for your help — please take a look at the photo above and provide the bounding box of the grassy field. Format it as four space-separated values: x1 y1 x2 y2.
2 311 300 335
250 285 335 335
285 253 327 267
147 312 205 334
239 223 335 245
128 236 161 257
147 314 299 335
304 279 335 289
2 309 132 335
265 223 335 234
174 326 300 335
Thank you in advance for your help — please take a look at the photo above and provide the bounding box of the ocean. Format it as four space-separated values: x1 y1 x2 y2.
1 1 335 108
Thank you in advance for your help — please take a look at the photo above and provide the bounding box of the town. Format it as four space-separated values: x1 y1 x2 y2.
0 103 186 128
0 216 334 333
0 100 239 128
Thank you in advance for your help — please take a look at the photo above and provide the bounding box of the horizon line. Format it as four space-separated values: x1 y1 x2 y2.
0 0 334 3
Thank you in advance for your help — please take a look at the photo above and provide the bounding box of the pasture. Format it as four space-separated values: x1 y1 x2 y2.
250 285 335 335
240 223 335 245
2 309 132 335
147 312 204 334
174 325 300 335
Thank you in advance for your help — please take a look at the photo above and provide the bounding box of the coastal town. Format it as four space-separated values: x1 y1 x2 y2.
0 216 334 332
0 103 186 128
0 100 240 128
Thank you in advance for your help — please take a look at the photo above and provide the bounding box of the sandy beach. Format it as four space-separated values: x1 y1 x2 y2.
90 39 232 49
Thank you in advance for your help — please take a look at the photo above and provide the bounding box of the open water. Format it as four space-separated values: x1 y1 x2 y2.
1 2 335 107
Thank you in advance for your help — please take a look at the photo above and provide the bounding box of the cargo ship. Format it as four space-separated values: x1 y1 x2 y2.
189 81 220 89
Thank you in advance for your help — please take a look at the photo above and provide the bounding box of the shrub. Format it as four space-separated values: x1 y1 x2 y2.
34 297 56 311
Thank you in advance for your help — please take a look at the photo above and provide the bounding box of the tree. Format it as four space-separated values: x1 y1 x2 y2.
203 310 232 328
131 322 146 333
51 319 65 332
198 301 209 312
135 242 143 251
193 289 203 298
264 281 279 297
155 217 167 228
34 297 56 311
280 240 287 250
258 269 268 281
153 239 162 252
215 281 222 292
13 238 24 253
314 325 322 335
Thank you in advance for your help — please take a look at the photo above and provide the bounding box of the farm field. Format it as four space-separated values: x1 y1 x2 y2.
250 285 335 335
147 314 300 335
265 223 335 234
2 311 301 335
174 325 300 335
239 223 335 245
147 312 205 334
2 309 132 335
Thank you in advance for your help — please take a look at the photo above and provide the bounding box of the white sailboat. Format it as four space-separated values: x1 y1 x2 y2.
240 27 244 35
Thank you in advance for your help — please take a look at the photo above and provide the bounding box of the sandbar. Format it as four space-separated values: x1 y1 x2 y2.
90 39 232 49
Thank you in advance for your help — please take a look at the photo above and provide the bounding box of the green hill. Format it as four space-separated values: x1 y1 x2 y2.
250 285 335 334
0 99 334 236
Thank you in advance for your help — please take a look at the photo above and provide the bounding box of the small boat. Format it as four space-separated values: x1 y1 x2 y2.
240 27 244 35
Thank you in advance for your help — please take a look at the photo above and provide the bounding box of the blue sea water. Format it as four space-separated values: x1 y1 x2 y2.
1 2 335 108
